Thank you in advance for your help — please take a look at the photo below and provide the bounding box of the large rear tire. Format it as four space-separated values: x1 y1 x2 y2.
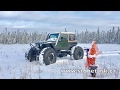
43 48 57 65
71 46 84 60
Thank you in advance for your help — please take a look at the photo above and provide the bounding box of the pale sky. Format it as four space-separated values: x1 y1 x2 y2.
0 11 120 33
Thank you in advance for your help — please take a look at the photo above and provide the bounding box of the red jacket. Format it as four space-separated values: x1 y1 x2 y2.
86 41 99 68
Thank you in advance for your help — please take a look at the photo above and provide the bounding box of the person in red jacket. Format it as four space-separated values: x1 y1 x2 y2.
85 41 99 77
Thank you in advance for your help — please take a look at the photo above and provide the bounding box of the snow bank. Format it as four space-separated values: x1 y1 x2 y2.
0 44 120 79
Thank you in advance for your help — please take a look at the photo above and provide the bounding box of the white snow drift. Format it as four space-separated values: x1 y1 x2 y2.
0 44 120 79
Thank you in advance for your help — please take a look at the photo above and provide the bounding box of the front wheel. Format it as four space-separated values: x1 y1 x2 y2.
27 47 37 62
42 47 57 65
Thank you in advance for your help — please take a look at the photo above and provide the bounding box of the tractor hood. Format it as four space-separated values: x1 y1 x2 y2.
36 41 56 44
35 41 56 46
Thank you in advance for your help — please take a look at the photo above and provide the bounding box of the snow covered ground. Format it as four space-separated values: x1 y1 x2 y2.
0 44 120 79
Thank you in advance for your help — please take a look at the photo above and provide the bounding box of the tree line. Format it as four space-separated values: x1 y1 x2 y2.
0 26 120 44
76 26 120 44
0 29 47 44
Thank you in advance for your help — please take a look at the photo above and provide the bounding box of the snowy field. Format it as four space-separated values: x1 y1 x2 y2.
0 44 120 79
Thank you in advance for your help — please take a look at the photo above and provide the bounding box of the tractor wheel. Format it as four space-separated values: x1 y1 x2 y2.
43 47 57 65
28 48 37 62
28 48 33 62
71 46 84 60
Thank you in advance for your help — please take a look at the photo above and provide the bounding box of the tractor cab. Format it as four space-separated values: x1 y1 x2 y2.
46 33 59 42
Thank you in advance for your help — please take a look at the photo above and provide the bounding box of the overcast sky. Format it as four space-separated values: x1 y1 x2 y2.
0 11 120 33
